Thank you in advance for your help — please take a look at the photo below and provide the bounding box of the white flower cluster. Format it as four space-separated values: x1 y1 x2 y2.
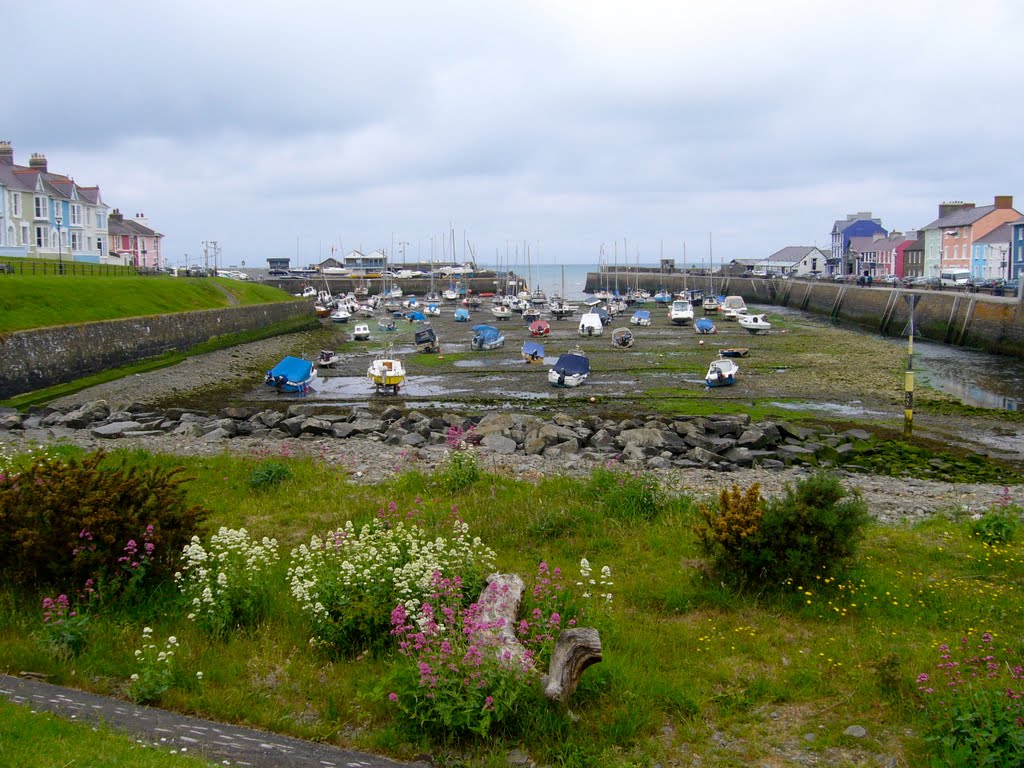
576 557 614 605
287 517 496 641
175 527 279 628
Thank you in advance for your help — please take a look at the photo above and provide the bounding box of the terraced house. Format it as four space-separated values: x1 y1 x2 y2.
0 141 152 266
920 196 1020 280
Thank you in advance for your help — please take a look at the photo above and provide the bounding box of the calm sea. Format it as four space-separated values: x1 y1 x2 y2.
478 263 665 301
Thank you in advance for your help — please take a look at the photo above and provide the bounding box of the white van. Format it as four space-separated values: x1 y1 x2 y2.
939 269 972 288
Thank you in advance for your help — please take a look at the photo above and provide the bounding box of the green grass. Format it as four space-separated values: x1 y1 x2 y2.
2 447 1023 765
0 699 217 767
0 275 293 332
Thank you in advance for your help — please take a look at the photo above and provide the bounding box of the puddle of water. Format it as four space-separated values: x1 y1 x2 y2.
453 359 486 368
254 375 467 400
768 401 889 417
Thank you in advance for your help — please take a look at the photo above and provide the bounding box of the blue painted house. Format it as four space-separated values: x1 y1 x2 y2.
830 212 887 277
1011 217 1024 281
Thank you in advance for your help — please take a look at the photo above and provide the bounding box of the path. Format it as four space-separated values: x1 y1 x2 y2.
0 674 423 768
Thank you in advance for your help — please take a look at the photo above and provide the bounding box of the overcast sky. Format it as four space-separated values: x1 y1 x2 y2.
7 0 1022 268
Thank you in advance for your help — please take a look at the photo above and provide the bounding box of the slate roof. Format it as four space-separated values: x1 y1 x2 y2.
108 217 158 237
922 204 997 230
974 223 1012 244
764 246 824 265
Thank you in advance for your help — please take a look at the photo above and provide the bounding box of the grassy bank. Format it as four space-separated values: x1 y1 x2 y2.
2 445 1022 767
0 275 293 332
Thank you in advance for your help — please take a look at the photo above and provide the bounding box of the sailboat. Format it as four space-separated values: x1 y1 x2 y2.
549 265 577 319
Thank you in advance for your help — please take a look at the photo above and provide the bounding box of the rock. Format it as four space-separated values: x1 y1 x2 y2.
480 433 518 454
616 427 666 450
91 421 143 438
63 400 112 428
544 438 580 457
843 725 867 738
348 418 385 434
300 417 334 436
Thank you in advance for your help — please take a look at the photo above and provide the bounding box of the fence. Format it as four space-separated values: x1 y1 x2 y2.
0 260 161 278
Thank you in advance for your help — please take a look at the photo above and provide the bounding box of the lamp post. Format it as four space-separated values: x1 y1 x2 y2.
54 211 63 274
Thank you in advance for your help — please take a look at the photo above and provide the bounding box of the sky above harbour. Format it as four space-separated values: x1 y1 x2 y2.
7 0 1022 269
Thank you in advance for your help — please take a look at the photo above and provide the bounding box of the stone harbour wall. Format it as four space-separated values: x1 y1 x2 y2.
0 300 315 399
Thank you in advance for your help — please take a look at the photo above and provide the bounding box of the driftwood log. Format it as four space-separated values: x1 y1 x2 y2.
476 574 603 701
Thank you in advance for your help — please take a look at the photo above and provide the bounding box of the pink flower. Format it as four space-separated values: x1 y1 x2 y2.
388 692 398 702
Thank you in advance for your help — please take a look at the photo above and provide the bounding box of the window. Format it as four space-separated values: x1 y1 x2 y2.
35 226 45 247
20 224 28 245
71 231 83 251
70 204 82 226
11 193 20 217
34 196 48 219
96 236 103 253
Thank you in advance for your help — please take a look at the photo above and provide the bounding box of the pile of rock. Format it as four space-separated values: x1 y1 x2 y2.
0 400 875 473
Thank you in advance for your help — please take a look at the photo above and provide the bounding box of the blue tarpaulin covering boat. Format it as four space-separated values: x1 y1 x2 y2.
265 356 316 393
521 339 545 363
454 307 471 322
471 324 505 350
695 317 717 334
548 351 590 387
630 309 651 326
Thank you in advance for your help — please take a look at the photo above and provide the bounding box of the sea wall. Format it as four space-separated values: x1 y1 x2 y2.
0 300 314 399
585 273 1024 358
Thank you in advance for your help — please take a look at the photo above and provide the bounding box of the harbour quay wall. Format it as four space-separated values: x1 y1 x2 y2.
585 272 1024 358
0 300 314 400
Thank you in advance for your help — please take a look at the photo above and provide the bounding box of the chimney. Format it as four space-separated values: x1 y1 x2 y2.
28 153 48 172
939 201 974 218
0 141 12 165
995 195 1013 210
109 209 124 222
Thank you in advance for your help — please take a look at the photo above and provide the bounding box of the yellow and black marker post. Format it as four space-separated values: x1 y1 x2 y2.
903 295 919 440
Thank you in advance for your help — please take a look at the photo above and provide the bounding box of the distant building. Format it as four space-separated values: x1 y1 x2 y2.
267 257 291 273
902 236 926 279
344 249 387 275
760 246 828 277
830 212 887 277
108 210 163 269
1012 218 1024 281
920 197 1020 277
0 141 109 262
972 223 1012 282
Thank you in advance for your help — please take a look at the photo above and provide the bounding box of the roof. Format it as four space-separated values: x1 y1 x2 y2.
763 246 825 265
922 204 996 230
108 217 159 237
974 223 1012 244
847 236 882 253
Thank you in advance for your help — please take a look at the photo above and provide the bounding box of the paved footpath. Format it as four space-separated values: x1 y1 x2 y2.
1 674 424 767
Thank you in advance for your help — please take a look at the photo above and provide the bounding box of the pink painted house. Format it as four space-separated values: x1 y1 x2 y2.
108 209 163 269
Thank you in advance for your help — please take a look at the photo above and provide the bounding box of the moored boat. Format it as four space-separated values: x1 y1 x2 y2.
630 309 652 326
611 327 634 348
720 295 748 321
265 356 317 394
578 311 604 337
521 339 545 364
705 357 739 388
471 324 505 351
668 299 695 325
529 319 550 336
353 323 372 341
695 317 717 334
548 350 590 387
367 353 406 393
739 313 772 335
317 349 340 368
415 325 441 353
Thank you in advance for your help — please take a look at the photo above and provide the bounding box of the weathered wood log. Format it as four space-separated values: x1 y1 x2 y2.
473 573 528 665
542 627 603 701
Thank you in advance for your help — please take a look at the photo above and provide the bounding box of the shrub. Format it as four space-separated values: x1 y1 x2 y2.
969 487 1021 545
175 527 280 637
695 472 869 588
917 632 1024 765
288 513 496 655
126 627 183 704
434 426 480 493
36 590 94 658
0 450 208 592
248 459 292 491
585 464 663 523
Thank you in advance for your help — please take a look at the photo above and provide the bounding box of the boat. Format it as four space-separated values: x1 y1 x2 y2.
316 349 340 368
454 307 471 322
720 295 748 321
578 312 604 337
314 303 332 318
705 357 739 388
415 325 441 353
471 324 505 351
695 317 717 334
522 305 541 323
442 284 459 302
367 352 406 393
265 356 317 394
739 313 772 335
720 348 749 358
630 309 652 326
702 294 721 313
405 310 426 323
653 289 673 305
521 339 545 364
668 299 695 325
377 315 399 333
425 302 441 317
611 327 635 348
529 319 550 336
329 306 351 323
549 265 577 319
402 296 419 310
548 350 590 388
353 323 372 341
491 304 512 321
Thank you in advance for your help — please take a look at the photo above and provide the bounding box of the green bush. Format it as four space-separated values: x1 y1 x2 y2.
585 464 663 523
696 472 869 588
434 447 480 493
0 450 208 592
968 488 1021 545
247 460 292 491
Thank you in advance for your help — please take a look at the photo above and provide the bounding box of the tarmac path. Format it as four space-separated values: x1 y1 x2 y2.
0 674 423 768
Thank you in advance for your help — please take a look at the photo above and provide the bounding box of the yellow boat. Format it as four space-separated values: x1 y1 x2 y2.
367 355 406 393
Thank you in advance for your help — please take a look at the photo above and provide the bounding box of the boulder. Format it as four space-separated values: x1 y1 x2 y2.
480 433 518 455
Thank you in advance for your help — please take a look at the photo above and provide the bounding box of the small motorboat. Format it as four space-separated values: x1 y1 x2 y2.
522 305 541 323
353 323 371 341
720 348 749 358
471 324 505 351
265 356 316 394
314 303 332 318
630 309 652 326
491 304 512 321
415 325 441 354
578 312 604 337
377 316 398 333
529 319 550 336
317 349 340 368
402 296 419 310
367 354 406 393
330 306 351 323
454 307 471 322
739 313 772 335
425 302 441 317
521 339 545 364
611 327 634 348
720 296 748 321
695 317 717 334
548 350 590 388
702 295 721 313
705 357 739 388
405 310 426 323
653 289 673 305
549 300 577 319
668 299 695 326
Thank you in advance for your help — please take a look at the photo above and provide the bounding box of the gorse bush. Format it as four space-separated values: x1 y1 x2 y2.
585 464 663 522
247 459 292 491
695 472 869 588
175 527 280 637
916 632 1024 766
0 450 208 591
